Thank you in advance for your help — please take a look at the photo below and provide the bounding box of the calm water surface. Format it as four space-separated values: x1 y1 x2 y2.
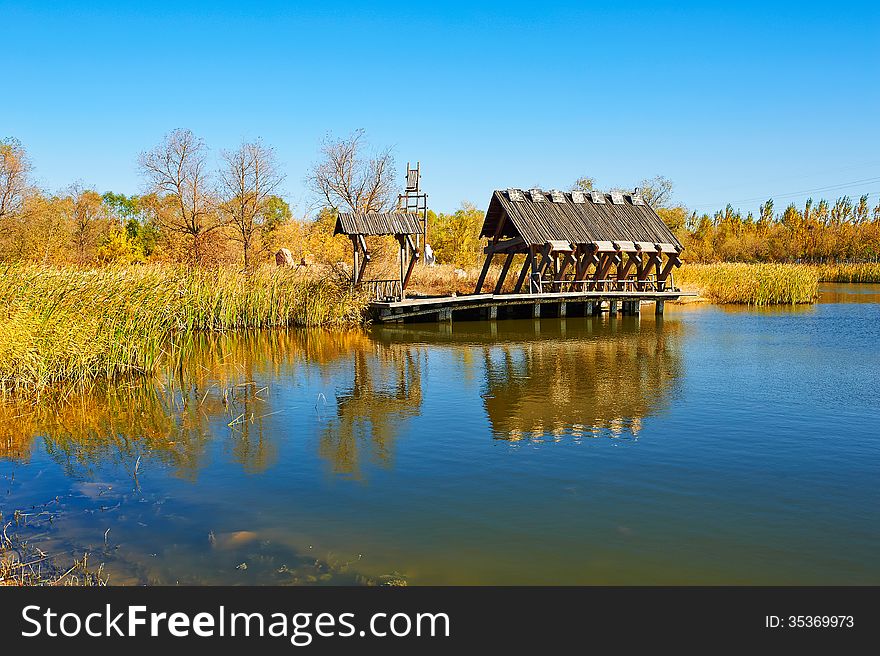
1 284 878 584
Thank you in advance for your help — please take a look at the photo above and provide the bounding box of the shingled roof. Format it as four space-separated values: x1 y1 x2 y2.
479 189 682 251
334 211 423 236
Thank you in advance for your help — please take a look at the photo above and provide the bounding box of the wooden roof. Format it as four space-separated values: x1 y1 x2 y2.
480 189 683 251
334 211 422 236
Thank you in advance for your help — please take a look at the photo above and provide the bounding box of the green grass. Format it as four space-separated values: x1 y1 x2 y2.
0 264 367 394
677 263 819 305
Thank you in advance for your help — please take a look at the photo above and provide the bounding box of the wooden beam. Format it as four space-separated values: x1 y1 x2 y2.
490 211 509 241
397 236 406 301
529 245 543 294
350 236 359 287
657 253 683 288
403 242 418 290
513 252 532 293
558 252 575 279
493 251 515 294
618 252 641 281
637 252 660 281
473 252 494 294
483 236 524 254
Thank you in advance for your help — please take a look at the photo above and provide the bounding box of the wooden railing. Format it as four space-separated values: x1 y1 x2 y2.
545 274 676 293
363 279 402 301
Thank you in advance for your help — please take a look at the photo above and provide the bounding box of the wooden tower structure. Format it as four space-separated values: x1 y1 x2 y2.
397 162 428 248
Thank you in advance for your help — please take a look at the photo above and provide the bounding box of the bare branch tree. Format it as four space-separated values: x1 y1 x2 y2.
219 140 285 269
638 175 674 208
138 129 220 263
307 129 397 213
0 138 31 221
570 176 596 192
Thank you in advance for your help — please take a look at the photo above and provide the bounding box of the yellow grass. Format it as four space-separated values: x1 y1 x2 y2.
0 264 367 394
814 262 880 283
677 263 819 305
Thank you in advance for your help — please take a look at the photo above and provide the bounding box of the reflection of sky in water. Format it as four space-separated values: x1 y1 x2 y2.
1 286 879 585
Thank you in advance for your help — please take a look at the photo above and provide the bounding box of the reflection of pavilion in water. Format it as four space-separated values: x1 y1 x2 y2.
373 314 684 442
320 344 424 477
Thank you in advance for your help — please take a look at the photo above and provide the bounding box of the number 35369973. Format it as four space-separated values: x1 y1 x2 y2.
765 616 854 628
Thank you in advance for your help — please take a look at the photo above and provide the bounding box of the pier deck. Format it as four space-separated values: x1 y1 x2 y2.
370 290 693 323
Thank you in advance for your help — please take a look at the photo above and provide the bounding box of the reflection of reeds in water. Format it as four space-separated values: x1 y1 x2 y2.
319 344 423 478
481 318 683 441
0 329 373 476
0 264 366 395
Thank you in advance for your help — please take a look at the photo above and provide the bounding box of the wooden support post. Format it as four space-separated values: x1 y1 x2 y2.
398 237 406 301
610 300 618 314
657 254 683 290
513 253 532 293
585 301 594 315
402 235 418 291
439 308 452 322
529 245 542 294
559 302 566 318
557 252 575 289
631 300 641 316
618 253 640 286
533 303 541 318
493 252 515 294
474 252 493 294
655 300 665 315
488 305 497 320
637 252 660 289
355 234 369 285
350 236 359 287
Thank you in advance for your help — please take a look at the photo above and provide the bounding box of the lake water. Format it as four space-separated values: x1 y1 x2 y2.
2 284 878 585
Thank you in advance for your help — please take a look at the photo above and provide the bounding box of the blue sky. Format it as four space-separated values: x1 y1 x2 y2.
2 1 878 217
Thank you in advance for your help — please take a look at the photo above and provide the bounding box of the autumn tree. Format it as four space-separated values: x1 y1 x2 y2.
307 129 397 213
430 202 486 267
103 192 159 257
138 129 221 264
0 138 31 222
65 184 108 264
219 141 285 269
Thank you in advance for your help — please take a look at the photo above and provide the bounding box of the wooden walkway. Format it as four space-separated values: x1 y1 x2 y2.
370 290 692 323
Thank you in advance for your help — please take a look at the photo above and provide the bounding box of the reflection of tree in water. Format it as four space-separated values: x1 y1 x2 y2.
481 318 683 441
0 330 374 477
319 344 423 478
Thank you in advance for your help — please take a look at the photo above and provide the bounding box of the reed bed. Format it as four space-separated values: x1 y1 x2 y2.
677 263 819 305
0 264 367 394
814 262 880 283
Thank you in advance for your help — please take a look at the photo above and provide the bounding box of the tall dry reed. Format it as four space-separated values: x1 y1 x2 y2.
0 264 367 394
677 263 818 305
814 262 880 283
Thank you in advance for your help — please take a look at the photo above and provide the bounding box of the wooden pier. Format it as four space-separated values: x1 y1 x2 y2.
371 290 689 323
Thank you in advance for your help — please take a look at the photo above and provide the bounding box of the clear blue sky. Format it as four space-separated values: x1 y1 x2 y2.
3 1 878 217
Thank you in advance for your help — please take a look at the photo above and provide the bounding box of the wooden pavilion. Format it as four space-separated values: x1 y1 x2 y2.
334 211 422 301
473 188 683 296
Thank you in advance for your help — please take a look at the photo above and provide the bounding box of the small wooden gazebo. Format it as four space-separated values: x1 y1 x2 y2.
334 211 422 301
474 188 683 295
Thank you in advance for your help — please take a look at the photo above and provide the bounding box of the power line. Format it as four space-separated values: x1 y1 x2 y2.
690 177 880 211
